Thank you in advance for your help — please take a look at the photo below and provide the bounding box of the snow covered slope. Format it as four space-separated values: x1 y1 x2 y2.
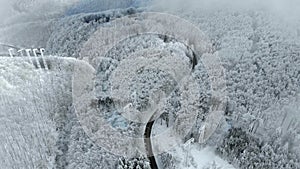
0 57 119 168
1 1 300 169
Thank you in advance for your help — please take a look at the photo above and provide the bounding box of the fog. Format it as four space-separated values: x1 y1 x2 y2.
0 0 299 25
0 0 77 25
151 0 300 21
0 1 14 24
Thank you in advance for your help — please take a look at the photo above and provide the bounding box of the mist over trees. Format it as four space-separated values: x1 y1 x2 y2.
1 0 300 168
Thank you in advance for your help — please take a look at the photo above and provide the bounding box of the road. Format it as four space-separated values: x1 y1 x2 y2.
144 120 158 169
143 53 197 169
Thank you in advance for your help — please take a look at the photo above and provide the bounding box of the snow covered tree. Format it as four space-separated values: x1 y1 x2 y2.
217 127 300 169
117 156 151 169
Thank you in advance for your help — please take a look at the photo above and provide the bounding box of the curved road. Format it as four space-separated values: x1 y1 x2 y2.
143 53 197 169
144 120 158 169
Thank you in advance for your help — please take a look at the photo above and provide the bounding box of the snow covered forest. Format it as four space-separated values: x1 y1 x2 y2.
0 0 300 168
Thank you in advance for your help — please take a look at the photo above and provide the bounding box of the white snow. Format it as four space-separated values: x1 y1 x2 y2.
1 0 300 168
186 146 235 169
152 121 235 169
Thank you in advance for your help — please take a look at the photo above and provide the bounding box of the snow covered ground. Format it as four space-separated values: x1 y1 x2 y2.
1 0 300 169
152 122 235 169
188 146 235 169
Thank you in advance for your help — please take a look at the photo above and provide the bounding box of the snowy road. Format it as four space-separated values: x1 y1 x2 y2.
144 120 158 169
